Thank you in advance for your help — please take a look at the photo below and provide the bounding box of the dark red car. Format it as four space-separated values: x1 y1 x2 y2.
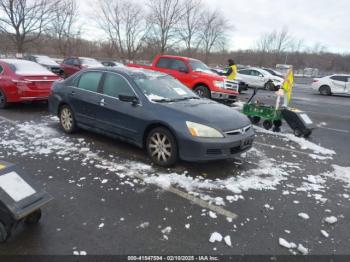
60 57 104 77
0 59 61 108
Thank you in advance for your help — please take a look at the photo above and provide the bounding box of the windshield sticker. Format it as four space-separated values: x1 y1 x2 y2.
174 88 187 96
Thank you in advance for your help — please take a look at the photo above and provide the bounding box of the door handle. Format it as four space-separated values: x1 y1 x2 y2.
71 91 76 95
99 98 105 106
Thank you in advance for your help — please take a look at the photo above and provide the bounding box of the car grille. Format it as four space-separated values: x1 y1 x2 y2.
225 80 239 92
206 149 222 155
225 125 252 136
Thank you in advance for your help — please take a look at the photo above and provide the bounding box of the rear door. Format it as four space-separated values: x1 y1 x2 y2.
96 72 146 142
67 71 103 126
330 75 346 93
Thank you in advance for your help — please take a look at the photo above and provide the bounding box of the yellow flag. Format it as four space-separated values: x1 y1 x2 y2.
282 69 294 104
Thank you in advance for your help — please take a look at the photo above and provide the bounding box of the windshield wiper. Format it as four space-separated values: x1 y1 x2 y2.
152 98 176 103
172 97 200 102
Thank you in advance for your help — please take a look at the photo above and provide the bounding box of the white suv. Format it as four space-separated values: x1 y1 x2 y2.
312 74 350 95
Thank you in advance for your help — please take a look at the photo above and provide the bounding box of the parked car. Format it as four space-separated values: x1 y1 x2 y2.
48 67 254 167
237 68 284 91
128 55 239 102
312 74 350 95
60 57 104 77
24 55 63 76
101 61 125 68
262 68 284 78
0 59 61 108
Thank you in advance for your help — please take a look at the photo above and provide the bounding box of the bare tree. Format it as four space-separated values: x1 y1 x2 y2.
255 28 294 54
178 0 203 54
147 0 184 53
0 0 58 53
199 9 229 63
50 0 80 56
97 0 149 61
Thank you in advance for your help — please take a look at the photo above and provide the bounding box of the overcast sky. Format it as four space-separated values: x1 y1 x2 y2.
78 0 350 53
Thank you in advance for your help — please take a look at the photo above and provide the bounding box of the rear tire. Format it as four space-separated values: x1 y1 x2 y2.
294 128 303 137
319 85 331 96
146 127 178 167
0 89 8 109
59 105 77 134
194 85 210 99
249 116 261 125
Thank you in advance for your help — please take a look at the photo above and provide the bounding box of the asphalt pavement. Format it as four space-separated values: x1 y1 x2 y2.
0 85 349 256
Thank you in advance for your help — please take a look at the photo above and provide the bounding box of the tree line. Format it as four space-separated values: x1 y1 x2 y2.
0 0 349 73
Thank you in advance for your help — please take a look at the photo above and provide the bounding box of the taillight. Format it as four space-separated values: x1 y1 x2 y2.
12 79 32 93
312 79 319 83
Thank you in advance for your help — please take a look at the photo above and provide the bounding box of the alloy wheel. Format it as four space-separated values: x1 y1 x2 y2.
148 132 172 163
60 107 74 132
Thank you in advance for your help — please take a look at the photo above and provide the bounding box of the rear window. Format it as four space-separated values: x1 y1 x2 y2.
6 60 54 76
156 58 172 69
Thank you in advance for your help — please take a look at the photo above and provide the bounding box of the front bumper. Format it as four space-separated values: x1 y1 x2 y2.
211 91 237 101
178 129 255 162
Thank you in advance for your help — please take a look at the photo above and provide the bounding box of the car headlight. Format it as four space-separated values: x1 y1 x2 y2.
186 121 224 138
213 80 225 89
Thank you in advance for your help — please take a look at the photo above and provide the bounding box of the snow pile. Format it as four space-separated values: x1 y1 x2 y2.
298 213 310 220
322 165 350 188
209 232 223 243
324 216 338 225
279 238 309 255
256 127 336 156
321 230 329 238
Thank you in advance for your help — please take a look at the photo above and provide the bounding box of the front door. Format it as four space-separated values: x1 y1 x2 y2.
96 72 146 143
330 75 346 93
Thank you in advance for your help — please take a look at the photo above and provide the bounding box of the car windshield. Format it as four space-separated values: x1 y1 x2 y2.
81 58 103 67
189 59 210 72
5 60 54 76
134 75 199 102
36 56 58 65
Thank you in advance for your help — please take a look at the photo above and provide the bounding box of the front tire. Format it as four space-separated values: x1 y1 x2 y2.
59 105 77 133
194 85 210 99
264 81 276 91
0 89 8 109
319 85 331 96
146 127 178 167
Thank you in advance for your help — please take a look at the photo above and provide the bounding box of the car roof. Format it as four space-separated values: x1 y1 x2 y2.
83 67 168 79
159 55 191 61
0 59 36 64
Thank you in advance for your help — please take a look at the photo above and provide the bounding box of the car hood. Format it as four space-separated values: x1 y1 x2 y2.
192 70 224 80
158 99 251 132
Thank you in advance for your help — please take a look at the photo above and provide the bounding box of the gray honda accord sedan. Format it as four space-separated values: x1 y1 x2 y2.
48 67 254 167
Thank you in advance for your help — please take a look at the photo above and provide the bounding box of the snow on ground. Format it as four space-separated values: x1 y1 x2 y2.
255 127 336 156
324 216 338 225
0 117 346 254
298 213 310 220
209 232 223 243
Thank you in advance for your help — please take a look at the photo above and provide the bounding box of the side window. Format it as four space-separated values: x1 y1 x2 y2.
77 72 103 92
0 65 3 74
169 59 187 71
251 70 263 77
331 75 346 82
102 73 134 98
239 70 250 75
156 58 172 69
65 59 73 65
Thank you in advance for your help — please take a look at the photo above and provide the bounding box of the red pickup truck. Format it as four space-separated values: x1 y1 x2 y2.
128 55 239 102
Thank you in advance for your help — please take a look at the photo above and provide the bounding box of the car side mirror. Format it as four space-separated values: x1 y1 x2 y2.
119 94 139 105
178 67 189 73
